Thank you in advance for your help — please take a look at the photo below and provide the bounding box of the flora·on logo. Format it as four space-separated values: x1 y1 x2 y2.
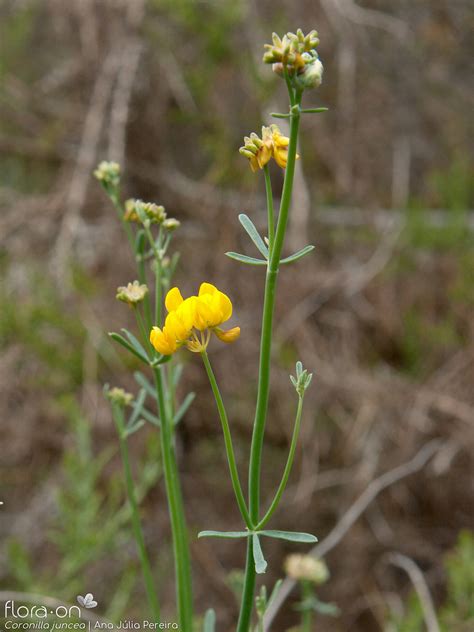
4 600 81 619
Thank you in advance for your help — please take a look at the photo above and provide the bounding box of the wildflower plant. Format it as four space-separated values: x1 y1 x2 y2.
95 27 327 632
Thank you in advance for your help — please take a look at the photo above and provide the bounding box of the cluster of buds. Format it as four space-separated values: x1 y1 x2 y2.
284 554 329 585
124 199 166 224
94 161 121 190
123 199 181 231
116 280 149 306
263 29 323 90
105 386 134 407
239 124 297 172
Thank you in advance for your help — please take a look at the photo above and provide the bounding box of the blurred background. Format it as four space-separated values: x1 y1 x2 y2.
1 0 473 630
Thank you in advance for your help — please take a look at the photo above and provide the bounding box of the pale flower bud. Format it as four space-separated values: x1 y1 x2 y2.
106 387 133 407
295 58 324 90
116 280 149 306
284 554 329 585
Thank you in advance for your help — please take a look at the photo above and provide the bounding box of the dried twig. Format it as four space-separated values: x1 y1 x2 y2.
263 439 443 630
385 552 441 632
107 0 146 166
51 49 120 283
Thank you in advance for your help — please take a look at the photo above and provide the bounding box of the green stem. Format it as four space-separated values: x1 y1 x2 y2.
201 351 252 528
236 541 256 632
110 190 135 252
263 166 275 256
237 91 303 632
301 581 314 632
152 368 193 631
155 259 163 327
255 395 304 530
137 248 153 330
112 405 160 622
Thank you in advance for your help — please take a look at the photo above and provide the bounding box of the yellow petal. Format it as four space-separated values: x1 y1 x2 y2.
273 148 288 169
178 296 197 331
217 290 233 322
165 311 189 342
214 326 241 343
150 326 177 355
194 295 216 330
199 282 218 297
165 287 184 312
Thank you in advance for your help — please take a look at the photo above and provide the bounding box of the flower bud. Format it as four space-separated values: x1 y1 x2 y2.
116 280 149 306
163 218 180 231
106 387 133 407
295 58 324 90
284 554 329 585
124 199 166 224
94 161 121 189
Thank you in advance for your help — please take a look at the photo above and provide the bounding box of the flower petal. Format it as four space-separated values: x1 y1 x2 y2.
214 326 240 343
165 287 184 312
199 282 218 297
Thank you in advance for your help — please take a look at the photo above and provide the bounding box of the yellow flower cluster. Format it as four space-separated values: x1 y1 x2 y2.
263 29 319 68
239 125 298 172
263 29 323 90
150 283 240 355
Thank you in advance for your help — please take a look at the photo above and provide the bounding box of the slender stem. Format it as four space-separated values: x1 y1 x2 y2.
201 351 252 528
137 250 153 330
237 541 256 632
155 260 163 327
237 90 303 632
263 166 275 255
283 66 295 107
301 581 314 632
152 368 193 631
112 405 160 622
110 190 135 251
255 395 304 530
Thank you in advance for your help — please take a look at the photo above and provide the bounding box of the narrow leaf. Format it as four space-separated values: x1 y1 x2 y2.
253 534 268 574
203 609 216 632
134 371 157 400
301 107 329 114
139 406 160 427
270 112 291 119
198 530 250 539
268 579 283 609
174 392 196 425
121 328 149 361
259 530 317 543
128 388 147 427
151 354 172 366
172 364 183 388
280 245 315 265
123 419 146 438
109 333 149 364
238 214 269 258
225 252 267 266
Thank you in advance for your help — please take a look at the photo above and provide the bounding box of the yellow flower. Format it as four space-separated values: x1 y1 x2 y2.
270 125 293 169
239 127 274 172
240 125 298 172
149 283 240 356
